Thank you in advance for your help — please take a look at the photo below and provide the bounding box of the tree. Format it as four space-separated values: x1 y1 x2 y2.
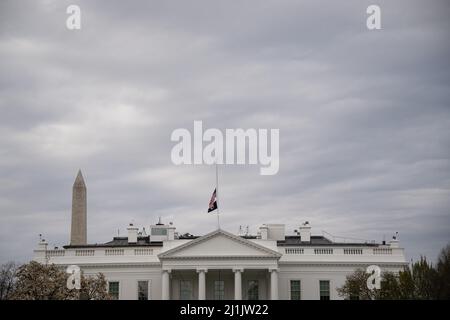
410 257 438 299
378 271 404 299
10 261 76 300
435 244 450 299
0 262 18 300
9 261 111 300
79 272 111 300
380 257 437 299
338 249 448 300
337 268 418 300
337 269 377 300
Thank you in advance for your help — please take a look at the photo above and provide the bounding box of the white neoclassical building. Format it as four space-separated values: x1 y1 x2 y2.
33 171 408 300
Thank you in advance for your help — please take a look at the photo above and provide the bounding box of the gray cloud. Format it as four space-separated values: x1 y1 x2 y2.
0 0 449 264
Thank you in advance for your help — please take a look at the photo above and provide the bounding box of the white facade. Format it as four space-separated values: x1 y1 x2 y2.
33 222 407 300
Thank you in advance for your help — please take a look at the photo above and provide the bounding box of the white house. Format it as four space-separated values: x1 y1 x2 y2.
33 171 408 300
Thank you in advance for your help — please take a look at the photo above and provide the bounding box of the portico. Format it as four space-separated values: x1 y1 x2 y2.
158 229 282 300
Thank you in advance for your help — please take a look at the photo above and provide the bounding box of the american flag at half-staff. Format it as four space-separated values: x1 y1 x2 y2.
208 188 217 213
208 163 221 229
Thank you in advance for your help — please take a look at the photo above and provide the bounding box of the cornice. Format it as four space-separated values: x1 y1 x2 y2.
158 229 282 259
162 255 279 261
279 261 408 267
54 262 162 269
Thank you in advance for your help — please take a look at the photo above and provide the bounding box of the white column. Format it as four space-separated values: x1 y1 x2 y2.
162 269 171 300
270 268 279 300
233 268 243 300
197 269 207 300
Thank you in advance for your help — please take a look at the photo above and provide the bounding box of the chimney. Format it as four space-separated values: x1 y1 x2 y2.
127 223 139 243
70 170 87 245
33 236 48 263
38 237 48 251
259 225 268 240
168 222 176 241
299 221 311 242
389 232 399 248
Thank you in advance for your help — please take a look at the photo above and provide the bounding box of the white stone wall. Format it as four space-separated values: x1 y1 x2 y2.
33 238 407 300
278 263 404 300
81 265 163 300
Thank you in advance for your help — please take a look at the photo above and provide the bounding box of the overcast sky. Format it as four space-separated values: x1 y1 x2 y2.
0 0 449 265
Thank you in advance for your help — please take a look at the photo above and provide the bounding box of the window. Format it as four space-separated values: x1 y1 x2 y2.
180 280 193 300
214 280 225 300
247 280 259 300
319 280 330 300
108 281 119 300
151 228 167 236
138 281 149 300
290 280 301 300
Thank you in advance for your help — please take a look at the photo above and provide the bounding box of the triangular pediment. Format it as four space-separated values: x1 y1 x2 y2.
158 229 281 259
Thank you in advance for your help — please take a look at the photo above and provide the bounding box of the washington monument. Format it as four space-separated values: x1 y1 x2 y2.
70 170 87 245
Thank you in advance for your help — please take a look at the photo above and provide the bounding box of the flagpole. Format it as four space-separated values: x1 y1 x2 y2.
216 162 220 229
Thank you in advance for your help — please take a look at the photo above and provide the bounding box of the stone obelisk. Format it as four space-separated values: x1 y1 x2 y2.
70 170 87 245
